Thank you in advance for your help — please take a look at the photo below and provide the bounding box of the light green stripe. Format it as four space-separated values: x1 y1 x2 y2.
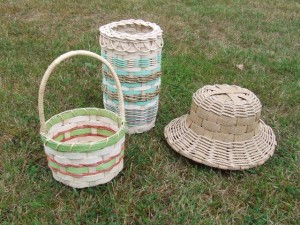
96 158 115 171
41 108 125 152
96 150 124 170
97 129 114 137
48 150 124 175
54 134 64 142
70 128 91 136
66 167 88 174
48 161 59 170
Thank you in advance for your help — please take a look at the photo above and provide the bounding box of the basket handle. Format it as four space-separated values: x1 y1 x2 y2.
38 50 125 134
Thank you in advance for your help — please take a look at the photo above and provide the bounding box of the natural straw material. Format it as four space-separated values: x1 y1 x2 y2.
38 50 126 188
164 84 277 170
99 19 163 134
101 84 160 102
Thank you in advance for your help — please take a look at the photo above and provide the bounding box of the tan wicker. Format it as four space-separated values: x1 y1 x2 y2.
38 50 126 188
99 19 163 134
164 84 277 170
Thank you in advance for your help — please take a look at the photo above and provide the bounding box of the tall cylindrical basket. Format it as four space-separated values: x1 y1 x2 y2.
38 50 126 188
99 19 163 134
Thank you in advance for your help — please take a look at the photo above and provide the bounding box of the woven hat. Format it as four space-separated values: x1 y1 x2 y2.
164 84 277 170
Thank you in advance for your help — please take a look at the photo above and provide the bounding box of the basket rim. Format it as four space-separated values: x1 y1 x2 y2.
99 19 163 41
40 107 126 152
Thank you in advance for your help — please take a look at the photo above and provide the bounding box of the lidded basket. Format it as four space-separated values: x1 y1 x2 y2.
164 84 277 170
99 19 163 134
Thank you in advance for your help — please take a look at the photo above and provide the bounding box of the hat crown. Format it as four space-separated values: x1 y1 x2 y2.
193 84 262 118
186 85 262 142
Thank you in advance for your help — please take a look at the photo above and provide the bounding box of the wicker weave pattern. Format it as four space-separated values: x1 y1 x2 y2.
44 113 125 187
193 84 262 118
100 19 163 134
102 52 161 68
99 19 163 53
105 99 158 129
103 70 161 83
165 116 276 170
100 19 162 40
38 50 126 188
102 84 160 102
164 84 277 170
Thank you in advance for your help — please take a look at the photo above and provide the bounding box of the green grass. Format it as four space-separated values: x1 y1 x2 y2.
0 0 299 224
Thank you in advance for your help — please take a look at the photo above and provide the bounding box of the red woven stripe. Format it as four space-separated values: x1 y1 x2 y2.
60 133 109 142
52 125 116 140
49 155 124 178
47 144 125 168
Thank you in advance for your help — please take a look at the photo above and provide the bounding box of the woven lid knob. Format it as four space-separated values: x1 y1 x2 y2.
186 85 262 142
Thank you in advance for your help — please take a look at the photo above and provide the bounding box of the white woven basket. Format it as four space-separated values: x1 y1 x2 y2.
99 19 163 134
38 50 126 188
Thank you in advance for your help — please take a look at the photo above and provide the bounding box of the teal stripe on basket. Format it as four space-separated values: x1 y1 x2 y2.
103 76 160 88
103 84 158 95
136 58 150 68
104 94 159 106
157 54 161 61
101 51 107 59
101 53 161 69
113 58 127 68
102 65 161 76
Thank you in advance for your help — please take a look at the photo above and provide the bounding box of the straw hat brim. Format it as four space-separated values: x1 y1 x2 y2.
164 115 277 170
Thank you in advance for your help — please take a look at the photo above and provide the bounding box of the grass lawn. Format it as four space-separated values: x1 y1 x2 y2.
0 0 299 224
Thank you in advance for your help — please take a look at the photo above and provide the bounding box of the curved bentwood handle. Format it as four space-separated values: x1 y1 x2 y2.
38 50 125 134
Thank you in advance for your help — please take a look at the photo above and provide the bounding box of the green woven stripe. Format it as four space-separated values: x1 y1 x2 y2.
46 108 120 131
53 127 115 142
95 155 116 170
54 134 64 142
41 108 125 152
41 127 125 152
65 166 87 174
98 129 114 137
48 161 60 170
48 150 125 175
70 128 91 136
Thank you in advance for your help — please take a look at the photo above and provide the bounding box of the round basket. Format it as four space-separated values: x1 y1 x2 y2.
38 50 126 188
99 19 163 134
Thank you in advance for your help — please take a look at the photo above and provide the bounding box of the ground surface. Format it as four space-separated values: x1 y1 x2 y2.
0 0 299 224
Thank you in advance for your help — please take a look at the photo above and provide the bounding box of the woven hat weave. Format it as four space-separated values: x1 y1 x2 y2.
164 84 277 170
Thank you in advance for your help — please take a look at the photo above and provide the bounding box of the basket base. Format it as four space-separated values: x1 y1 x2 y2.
51 159 124 188
127 121 155 134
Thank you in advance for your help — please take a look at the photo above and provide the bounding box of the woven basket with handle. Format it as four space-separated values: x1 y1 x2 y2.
38 50 126 188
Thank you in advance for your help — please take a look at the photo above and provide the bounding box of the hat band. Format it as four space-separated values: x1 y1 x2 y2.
186 100 261 142
186 114 261 142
